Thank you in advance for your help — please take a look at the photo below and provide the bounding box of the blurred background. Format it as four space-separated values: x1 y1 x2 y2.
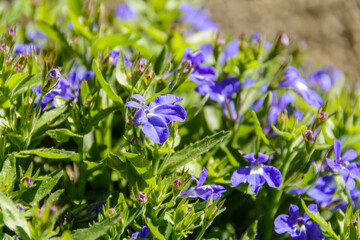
205 0 360 81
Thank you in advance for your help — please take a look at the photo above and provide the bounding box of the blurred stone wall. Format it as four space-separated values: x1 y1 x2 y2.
205 0 360 80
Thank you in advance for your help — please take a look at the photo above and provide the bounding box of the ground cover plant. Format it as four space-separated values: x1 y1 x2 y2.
0 0 360 239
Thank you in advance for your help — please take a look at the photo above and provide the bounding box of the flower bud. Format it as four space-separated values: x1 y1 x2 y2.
174 179 181 188
48 68 61 78
279 33 289 46
303 130 314 142
21 177 33 186
318 112 328 121
217 37 225 45
137 192 147 202
61 217 70 225
36 209 42 217
50 206 57 215
16 204 24 213
138 63 145 72
107 208 116 216
8 27 14 37
15 64 22 71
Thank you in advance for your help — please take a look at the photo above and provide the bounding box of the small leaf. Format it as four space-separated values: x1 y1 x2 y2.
46 129 82 143
72 213 122 240
297 164 317 188
16 148 77 159
11 73 42 98
251 111 269 145
161 131 231 175
5 72 29 93
32 104 69 136
301 199 339 240
147 220 166 240
271 123 292 140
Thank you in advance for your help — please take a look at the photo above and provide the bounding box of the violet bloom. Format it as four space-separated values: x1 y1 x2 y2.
109 50 132 69
68 69 94 95
195 77 240 120
179 168 226 201
131 226 150 239
308 64 342 91
274 204 324 240
26 29 47 41
219 39 239 64
277 66 323 108
326 139 360 190
179 3 218 31
231 152 282 193
14 44 41 55
125 94 186 144
250 32 272 49
183 48 216 86
115 3 137 20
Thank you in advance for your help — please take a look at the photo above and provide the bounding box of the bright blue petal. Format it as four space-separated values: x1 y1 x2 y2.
198 168 208 187
140 115 169 144
133 110 146 125
289 204 300 219
140 226 150 238
151 104 186 124
341 149 357 163
305 221 325 240
248 172 265 193
347 162 360 179
274 214 296 234
262 166 282 188
257 153 269 163
130 94 147 105
231 167 250 187
125 101 145 109
243 153 256 164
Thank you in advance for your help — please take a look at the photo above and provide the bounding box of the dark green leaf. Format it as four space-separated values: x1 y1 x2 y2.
154 45 167 75
297 164 317 188
32 104 69 135
82 106 121 134
241 220 258 240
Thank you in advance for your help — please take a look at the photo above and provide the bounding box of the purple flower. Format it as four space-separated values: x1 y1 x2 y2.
199 44 213 61
48 68 61 79
16 204 24 213
277 66 323 108
179 168 226 201
219 39 239 64
250 32 272 49
231 152 282 193
179 3 218 31
68 69 94 95
14 43 41 55
137 192 147 202
33 78 76 110
109 51 132 69
195 77 240 120
115 3 137 20
182 48 216 86
125 94 186 144
131 226 150 239
326 139 360 190
274 204 325 240
308 64 342 91
26 29 47 41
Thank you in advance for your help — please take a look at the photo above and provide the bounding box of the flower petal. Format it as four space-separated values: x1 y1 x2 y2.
151 104 186 124
274 214 296 234
289 204 300 219
257 152 269 163
326 158 342 171
194 185 214 201
125 101 145 109
248 172 265 193
140 226 150 238
140 115 169 144
198 168 208 187
333 139 342 163
178 187 198 198
304 204 318 222
341 168 356 190
231 167 251 187
341 149 357 163
243 153 256 164
150 94 183 107
262 166 282 188
133 110 146 125
130 94 147 105
305 221 325 240
347 162 360 179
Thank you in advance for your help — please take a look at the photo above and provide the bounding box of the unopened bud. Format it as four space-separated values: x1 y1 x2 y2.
48 68 61 78
138 63 145 72
107 208 116 216
15 64 22 71
16 204 24 213
36 209 42 217
174 180 181 188
137 192 147 202
145 74 151 81
303 130 314 142
279 33 289 46
217 37 225 45
8 27 14 36
21 177 33 186
50 206 57 215
318 112 328 121
61 217 70 225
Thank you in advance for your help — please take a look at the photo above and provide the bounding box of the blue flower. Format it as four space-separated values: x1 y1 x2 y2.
308 64 342 91
179 168 226 201
14 44 41 55
115 3 137 20
231 152 282 193
250 32 272 49
125 94 186 144
182 48 216 86
131 226 150 239
277 66 323 108
68 69 94 95
195 77 240 120
179 3 218 31
326 139 360 190
109 50 132 69
26 29 47 41
274 204 325 240
219 39 239 64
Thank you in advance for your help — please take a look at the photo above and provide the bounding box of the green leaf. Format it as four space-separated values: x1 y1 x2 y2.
32 104 69 135
16 148 77 159
82 106 122 134
241 220 258 240
46 129 83 143
105 153 148 189
271 123 292 141
0 155 17 192
22 170 63 203
185 94 209 123
91 35 140 54
92 60 124 107
5 72 29 93
251 111 269 145
0 191 31 239
11 73 42 98
72 213 122 240
147 220 166 240
154 45 167 75
67 0 82 17
36 21 71 49
301 199 339 240
297 164 317 188
161 131 231 175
